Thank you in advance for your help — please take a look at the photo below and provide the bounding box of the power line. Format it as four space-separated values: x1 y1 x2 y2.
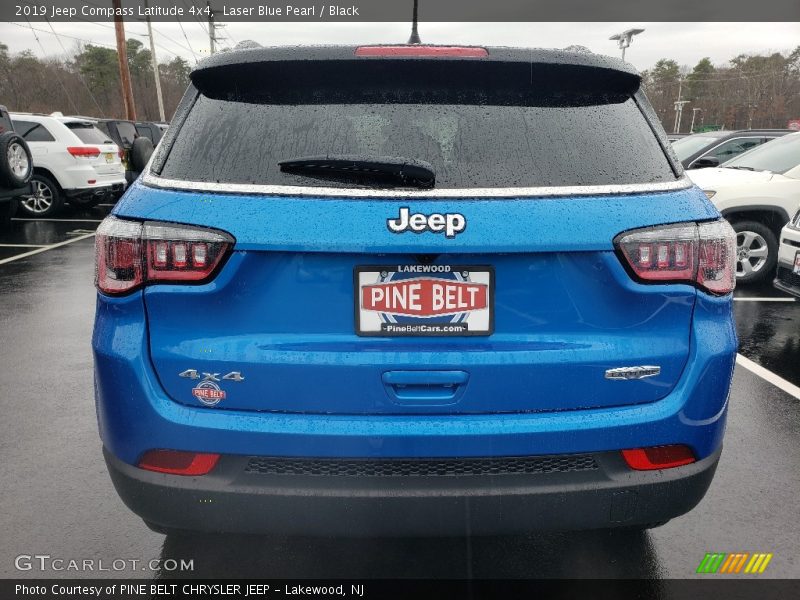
9 21 116 49
176 17 199 62
44 17 106 116
21 16 80 114
180 0 209 38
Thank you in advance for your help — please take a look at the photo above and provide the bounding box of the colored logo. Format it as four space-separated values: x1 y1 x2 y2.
192 381 226 406
696 552 773 574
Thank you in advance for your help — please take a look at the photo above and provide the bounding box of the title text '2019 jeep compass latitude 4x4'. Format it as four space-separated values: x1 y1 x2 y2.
93 45 737 536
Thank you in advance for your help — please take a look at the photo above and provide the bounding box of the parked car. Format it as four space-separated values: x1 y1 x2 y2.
688 131 800 283
94 45 737 536
667 133 689 142
134 121 165 146
0 105 33 227
73 116 164 183
11 113 125 216
673 129 791 169
774 207 800 297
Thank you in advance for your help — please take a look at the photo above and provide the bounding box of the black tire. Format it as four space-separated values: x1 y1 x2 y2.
18 173 64 218
0 132 33 188
1 198 18 229
731 220 778 285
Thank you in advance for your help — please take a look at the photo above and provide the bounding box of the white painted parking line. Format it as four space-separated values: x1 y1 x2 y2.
736 354 800 401
734 297 796 302
0 244 49 248
10 218 103 223
0 233 95 266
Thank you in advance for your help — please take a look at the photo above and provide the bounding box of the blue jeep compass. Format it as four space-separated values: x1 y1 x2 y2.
93 44 737 535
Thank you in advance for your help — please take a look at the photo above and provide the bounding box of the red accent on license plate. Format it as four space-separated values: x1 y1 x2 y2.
362 278 488 317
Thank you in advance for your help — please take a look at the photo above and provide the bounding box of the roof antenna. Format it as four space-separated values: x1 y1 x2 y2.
407 0 421 44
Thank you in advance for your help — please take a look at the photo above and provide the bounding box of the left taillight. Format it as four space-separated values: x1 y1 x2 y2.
95 217 234 295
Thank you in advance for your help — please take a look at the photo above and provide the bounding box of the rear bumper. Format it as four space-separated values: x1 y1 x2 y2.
65 182 125 201
105 445 721 535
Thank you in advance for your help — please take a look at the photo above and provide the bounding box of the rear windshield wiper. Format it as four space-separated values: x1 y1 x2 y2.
279 155 435 189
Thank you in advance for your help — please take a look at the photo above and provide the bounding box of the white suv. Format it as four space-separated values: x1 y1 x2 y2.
688 132 800 284
11 113 125 217
774 209 800 297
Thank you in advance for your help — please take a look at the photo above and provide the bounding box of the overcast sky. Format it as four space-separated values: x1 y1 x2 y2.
1 21 798 72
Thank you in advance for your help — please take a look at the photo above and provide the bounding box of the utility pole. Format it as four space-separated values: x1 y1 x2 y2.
112 0 136 120
746 103 758 129
690 107 702 133
673 78 689 134
207 1 216 54
144 0 165 121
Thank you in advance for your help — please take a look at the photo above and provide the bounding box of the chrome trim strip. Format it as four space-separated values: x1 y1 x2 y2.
141 171 693 199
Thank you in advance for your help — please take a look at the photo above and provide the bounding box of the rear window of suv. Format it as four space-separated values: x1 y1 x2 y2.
159 91 677 189
66 122 113 145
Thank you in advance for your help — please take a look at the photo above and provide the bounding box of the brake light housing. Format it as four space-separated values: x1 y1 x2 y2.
355 45 488 57
67 146 101 158
615 220 736 295
95 217 234 295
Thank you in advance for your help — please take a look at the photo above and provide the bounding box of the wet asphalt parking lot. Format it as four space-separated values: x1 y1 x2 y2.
0 204 798 580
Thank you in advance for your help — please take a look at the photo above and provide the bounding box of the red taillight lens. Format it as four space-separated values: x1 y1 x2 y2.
67 146 101 158
615 220 736 295
95 217 234 295
621 445 696 470
355 45 488 57
138 450 220 476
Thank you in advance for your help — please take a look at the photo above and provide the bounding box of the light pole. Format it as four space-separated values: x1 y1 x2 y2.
609 28 644 62
690 108 702 133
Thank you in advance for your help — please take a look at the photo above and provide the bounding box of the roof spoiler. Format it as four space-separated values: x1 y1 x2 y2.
190 45 641 102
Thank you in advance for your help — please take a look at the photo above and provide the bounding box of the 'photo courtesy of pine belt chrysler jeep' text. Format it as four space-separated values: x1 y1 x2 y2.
92 45 738 536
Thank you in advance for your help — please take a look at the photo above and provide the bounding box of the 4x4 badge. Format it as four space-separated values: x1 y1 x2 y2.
387 207 466 239
179 369 245 382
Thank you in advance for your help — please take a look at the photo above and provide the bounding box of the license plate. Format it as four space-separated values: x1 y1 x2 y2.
355 265 494 336
105 153 114 163
794 252 800 274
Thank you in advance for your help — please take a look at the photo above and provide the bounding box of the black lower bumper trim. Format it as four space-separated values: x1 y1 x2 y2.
774 264 800 298
104 446 721 536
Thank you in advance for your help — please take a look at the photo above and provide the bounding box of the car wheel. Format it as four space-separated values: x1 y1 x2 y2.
19 174 64 218
0 132 33 188
732 220 777 284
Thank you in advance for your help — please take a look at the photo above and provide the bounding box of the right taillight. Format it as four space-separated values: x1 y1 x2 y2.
615 220 736 295
95 217 234 295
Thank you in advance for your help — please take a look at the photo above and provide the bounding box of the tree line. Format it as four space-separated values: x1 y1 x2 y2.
0 38 190 121
641 47 800 132
1 41 799 132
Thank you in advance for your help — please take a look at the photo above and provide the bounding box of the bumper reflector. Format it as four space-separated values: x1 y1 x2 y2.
138 450 220 476
621 445 696 470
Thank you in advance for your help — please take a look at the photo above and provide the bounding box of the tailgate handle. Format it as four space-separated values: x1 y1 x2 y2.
382 370 469 404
